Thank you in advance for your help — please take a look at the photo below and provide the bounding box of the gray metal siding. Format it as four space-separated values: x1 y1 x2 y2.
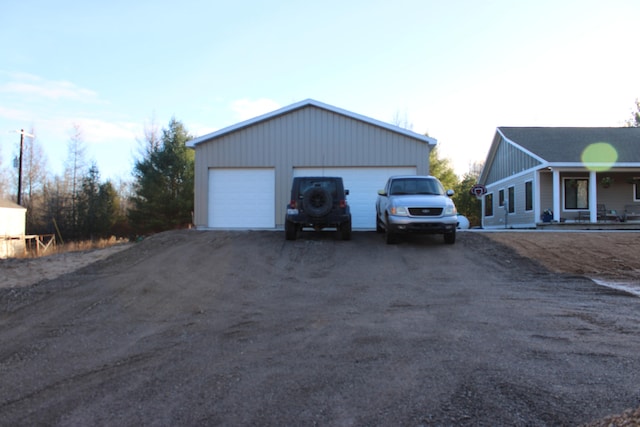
193 106 432 227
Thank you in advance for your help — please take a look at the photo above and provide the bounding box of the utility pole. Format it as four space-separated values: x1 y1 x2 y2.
14 129 34 206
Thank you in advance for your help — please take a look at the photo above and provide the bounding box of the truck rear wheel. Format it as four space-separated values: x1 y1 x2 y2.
339 220 352 241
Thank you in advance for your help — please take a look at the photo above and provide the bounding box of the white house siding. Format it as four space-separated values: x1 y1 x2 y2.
192 105 432 229
480 134 543 228
483 171 537 229
538 171 553 217
596 173 638 215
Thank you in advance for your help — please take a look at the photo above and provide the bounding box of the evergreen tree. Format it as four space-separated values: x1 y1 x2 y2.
129 118 194 234
453 173 482 227
429 146 459 191
76 163 101 240
96 181 120 238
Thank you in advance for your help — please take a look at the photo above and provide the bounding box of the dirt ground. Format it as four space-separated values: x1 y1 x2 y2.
1 230 639 426
484 231 640 284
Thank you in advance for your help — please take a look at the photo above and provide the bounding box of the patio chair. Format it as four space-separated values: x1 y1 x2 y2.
597 204 607 222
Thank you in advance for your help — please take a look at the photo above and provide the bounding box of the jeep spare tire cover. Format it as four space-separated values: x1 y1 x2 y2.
303 187 333 217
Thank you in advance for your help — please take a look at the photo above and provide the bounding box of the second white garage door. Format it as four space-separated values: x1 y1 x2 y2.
208 168 275 228
293 167 416 228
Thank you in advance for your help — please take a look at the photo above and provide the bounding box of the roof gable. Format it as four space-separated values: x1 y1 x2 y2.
498 127 640 163
479 131 543 184
187 99 436 147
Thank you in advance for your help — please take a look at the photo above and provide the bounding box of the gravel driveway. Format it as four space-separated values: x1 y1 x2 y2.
1 230 639 426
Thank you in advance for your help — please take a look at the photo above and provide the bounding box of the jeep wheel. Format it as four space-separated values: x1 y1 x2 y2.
285 220 298 241
444 229 456 244
302 187 333 218
339 220 352 241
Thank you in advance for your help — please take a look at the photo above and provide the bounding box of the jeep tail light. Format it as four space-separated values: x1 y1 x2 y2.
290 200 297 209
339 199 347 208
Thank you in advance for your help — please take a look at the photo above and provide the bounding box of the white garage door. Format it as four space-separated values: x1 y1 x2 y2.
293 167 416 228
208 168 275 228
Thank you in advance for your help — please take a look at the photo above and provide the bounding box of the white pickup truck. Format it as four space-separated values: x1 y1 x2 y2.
375 175 458 244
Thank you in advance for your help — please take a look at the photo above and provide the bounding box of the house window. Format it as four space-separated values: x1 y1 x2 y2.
498 189 504 207
485 193 493 217
564 178 589 209
525 181 533 211
508 186 515 213
634 178 640 201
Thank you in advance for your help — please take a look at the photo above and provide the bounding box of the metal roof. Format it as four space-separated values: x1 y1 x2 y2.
186 98 437 148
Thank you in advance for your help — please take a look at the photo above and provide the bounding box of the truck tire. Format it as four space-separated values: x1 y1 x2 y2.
303 187 333 217
444 229 456 244
339 219 352 241
285 220 297 240
385 217 397 244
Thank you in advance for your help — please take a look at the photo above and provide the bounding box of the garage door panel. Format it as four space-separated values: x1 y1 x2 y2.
209 169 275 228
293 167 416 228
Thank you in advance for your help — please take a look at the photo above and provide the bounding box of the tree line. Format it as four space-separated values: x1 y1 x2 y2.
0 118 194 242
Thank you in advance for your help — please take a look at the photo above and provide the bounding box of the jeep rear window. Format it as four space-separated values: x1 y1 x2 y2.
389 178 443 195
299 179 337 197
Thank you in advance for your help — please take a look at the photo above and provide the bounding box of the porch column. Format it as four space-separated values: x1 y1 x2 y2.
534 170 541 222
553 169 561 222
589 170 597 223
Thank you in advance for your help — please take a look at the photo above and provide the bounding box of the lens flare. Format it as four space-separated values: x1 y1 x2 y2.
581 142 618 172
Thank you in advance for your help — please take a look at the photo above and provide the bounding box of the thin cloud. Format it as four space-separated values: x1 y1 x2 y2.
231 98 281 121
0 106 34 122
39 117 139 146
0 72 99 102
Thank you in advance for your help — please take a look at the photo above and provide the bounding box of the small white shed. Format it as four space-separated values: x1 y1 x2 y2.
0 199 27 258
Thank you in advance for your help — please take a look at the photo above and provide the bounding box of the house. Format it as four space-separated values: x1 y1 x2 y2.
187 99 436 229
0 199 27 258
478 127 640 228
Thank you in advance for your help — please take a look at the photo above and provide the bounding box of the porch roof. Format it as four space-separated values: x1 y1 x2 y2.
498 127 640 164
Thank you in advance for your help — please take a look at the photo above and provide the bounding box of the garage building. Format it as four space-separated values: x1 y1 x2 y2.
187 99 436 229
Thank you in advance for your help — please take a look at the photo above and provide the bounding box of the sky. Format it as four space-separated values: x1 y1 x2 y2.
1 0 640 186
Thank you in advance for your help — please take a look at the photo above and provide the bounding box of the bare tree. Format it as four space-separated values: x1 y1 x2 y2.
0 150 10 199
65 123 88 238
137 114 162 159
625 99 640 127
468 161 485 178
391 109 414 131
21 127 50 233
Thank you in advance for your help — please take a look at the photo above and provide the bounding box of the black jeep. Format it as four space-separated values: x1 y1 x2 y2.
285 176 352 240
